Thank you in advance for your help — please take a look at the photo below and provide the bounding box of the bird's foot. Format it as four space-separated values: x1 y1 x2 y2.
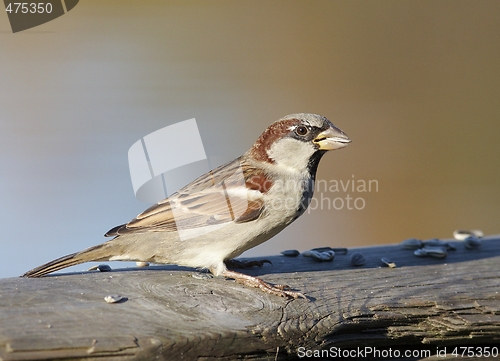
225 258 272 269
222 269 306 300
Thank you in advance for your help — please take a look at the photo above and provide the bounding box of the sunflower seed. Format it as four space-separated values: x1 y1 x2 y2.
423 239 456 251
464 236 481 250
309 250 325 262
88 264 112 272
401 238 423 250
453 229 484 240
136 262 150 267
104 295 122 304
311 247 348 255
281 250 300 257
307 250 336 262
381 258 396 268
320 250 335 261
425 246 448 259
350 252 366 266
98 264 112 272
414 246 447 259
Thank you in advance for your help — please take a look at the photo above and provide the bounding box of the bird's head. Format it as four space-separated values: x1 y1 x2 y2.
247 113 351 174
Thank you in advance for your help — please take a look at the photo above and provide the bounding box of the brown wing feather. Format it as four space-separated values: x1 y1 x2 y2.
105 157 272 236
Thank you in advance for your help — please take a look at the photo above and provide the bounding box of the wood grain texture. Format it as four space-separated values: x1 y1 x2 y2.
1 236 499 360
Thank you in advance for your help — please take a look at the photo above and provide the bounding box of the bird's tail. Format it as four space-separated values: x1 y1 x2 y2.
22 244 113 278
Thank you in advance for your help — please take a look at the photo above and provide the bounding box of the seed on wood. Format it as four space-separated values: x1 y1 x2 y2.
104 295 122 304
311 247 348 255
281 250 300 257
350 252 366 266
424 246 448 259
88 264 112 272
304 250 335 262
401 238 423 250
97 264 112 272
309 251 325 262
453 229 484 241
381 258 396 268
423 239 456 251
464 236 481 250
414 246 447 259
319 250 335 262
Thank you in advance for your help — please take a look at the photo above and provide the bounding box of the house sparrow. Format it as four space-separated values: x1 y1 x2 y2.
22 113 351 299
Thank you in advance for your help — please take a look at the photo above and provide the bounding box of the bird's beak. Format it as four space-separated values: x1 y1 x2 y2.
314 125 351 150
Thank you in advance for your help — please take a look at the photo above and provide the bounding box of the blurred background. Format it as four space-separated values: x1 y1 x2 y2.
1 1 499 278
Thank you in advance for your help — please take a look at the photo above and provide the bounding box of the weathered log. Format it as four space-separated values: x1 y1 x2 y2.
1 236 499 360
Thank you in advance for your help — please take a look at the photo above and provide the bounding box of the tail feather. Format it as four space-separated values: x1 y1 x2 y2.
22 244 112 278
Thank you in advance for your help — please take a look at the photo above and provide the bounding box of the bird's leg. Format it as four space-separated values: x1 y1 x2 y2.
221 269 307 300
224 259 272 269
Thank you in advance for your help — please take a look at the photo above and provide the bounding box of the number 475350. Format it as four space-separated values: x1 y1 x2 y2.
452 346 499 358
5 2 53 14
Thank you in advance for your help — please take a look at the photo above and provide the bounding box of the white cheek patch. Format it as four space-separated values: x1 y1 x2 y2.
267 138 316 173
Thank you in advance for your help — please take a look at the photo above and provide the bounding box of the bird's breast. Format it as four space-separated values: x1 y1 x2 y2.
264 176 313 219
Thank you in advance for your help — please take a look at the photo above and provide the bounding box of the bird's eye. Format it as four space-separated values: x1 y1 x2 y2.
295 125 309 136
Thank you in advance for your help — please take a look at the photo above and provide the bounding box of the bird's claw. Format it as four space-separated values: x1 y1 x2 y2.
222 269 307 300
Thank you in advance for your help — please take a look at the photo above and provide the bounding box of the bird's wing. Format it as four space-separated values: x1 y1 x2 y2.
105 157 272 236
